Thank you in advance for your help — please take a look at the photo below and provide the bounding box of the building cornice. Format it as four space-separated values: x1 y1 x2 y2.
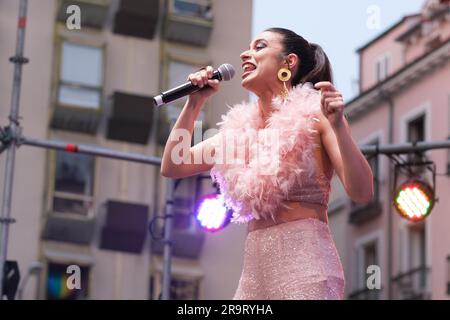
396 6 450 43
345 38 450 121
356 14 421 53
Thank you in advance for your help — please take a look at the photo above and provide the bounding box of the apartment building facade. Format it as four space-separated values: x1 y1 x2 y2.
328 0 450 300
0 0 252 299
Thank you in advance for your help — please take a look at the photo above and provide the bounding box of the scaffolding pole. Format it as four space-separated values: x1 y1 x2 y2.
0 0 28 299
0 0 449 301
21 137 162 166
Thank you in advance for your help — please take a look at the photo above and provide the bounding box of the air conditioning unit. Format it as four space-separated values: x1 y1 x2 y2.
98 200 149 254
113 0 159 40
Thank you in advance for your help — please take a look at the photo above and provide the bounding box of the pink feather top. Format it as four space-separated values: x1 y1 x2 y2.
210 82 334 224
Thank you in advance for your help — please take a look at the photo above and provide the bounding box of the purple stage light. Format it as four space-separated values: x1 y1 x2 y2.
195 193 232 232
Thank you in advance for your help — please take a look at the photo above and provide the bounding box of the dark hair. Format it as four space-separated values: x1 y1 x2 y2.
264 27 333 86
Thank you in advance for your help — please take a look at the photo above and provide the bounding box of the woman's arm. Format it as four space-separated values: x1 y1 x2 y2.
315 82 374 204
160 66 220 179
160 97 218 179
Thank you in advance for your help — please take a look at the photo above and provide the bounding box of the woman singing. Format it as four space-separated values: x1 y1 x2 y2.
161 28 374 300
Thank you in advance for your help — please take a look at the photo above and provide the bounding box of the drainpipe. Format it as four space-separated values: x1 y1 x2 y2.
379 87 394 300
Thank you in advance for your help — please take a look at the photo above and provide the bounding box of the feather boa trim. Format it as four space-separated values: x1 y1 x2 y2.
210 82 324 224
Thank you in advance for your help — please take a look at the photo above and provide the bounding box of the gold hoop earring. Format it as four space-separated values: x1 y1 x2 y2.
277 68 291 98
277 68 291 81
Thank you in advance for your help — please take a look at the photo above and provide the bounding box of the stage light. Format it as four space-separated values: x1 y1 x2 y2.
195 193 232 232
394 179 435 222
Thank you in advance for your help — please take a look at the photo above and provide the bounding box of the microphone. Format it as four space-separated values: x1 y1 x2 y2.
153 63 235 107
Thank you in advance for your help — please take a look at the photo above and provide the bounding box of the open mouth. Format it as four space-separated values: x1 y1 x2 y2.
242 62 256 79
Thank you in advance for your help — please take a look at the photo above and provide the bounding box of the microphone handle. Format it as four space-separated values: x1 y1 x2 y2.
156 69 223 106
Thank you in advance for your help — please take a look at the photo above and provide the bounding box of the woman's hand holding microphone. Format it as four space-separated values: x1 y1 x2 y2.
186 65 221 108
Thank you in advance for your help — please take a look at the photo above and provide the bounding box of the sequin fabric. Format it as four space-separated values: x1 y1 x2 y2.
233 218 345 300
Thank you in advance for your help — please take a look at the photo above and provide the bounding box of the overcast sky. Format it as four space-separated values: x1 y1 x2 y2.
252 0 425 101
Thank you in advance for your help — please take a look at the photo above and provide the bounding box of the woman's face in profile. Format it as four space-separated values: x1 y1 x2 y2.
240 31 286 94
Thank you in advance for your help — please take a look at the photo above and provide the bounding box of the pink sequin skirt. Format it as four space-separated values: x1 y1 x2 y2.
233 218 345 300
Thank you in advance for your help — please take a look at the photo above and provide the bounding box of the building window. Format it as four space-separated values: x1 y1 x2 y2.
352 239 380 299
375 54 390 82
166 60 205 120
368 141 379 200
408 224 426 270
46 262 90 300
407 114 425 143
362 138 380 201
407 114 426 167
425 35 442 51
172 0 213 20
447 96 450 174
150 273 200 300
362 241 380 299
159 56 208 146
52 150 95 216
348 137 381 225
58 41 103 109
363 241 378 271
393 223 429 299
173 177 198 232
170 276 200 299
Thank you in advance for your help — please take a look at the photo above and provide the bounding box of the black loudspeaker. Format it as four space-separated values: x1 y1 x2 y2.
103 200 148 231
106 91 153 145
118 0 159 16
110 91 153 123
2 261 20 300
99 200 149 254
100 228 147 254
113 0 159 40
106 118 151 145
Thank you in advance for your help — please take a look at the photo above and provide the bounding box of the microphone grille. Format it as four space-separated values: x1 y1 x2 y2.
218 63 235 81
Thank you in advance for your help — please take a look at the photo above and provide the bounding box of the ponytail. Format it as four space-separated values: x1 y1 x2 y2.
264 28 333 86
301 43 333 84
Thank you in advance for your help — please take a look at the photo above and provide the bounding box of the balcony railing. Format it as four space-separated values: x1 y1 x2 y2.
348 286 383 300
50 101 102 135
348 200 382 225
392 266 431 300
164 0 213 47
172 0 213 20
57 0 111 29
41 214 96 245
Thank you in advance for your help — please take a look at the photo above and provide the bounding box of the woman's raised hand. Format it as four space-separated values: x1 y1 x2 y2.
187 65 221 104
315 81 345 129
